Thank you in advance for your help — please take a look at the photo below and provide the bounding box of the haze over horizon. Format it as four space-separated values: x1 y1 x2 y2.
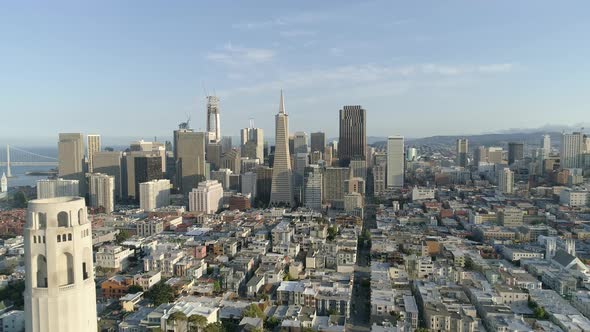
2 0 590 141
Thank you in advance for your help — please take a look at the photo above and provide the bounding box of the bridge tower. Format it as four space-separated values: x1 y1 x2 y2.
5 144 11 178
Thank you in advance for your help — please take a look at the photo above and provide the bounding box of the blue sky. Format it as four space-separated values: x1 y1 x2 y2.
1 0 590 144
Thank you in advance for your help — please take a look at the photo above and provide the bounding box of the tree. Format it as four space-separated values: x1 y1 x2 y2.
213 280 221 293
13 191 27 208
188 314 208 332
115 230 131 244
327 226 338 241
264 316 281 330
128 285 144 294
243 304 265 319
203 322 224 332
0 279 25 309
534 306 549 320
168 311 188 332
145 281 175 306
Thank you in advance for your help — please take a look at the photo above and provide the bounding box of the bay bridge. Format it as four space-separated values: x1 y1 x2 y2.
0 145 58 177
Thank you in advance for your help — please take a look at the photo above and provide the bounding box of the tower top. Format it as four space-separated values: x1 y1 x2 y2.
279 89 286 114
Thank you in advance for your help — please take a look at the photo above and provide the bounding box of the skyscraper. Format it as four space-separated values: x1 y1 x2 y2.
293 153 309 202
93 151 124 200
174 128 206 195
133 156 162 200
497 167 514 194
269 91 294 207
139 179 171 211
24 197 97 332
338 106 366 167
541 134 551 159
323 167 349 209
58 133 85 195
304 164 323 210
474 146 488 165
310 132 326 153
560 132 585 169
241 126 264 161
88 173 115 213
508 142 524 165
206 96 221 143
293 132 309 154
87 134 101 173
456 138 468 167
387 136 404 188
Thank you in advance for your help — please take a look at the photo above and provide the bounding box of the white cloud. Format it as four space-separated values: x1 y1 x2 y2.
279 29 316 38
206 43 276 66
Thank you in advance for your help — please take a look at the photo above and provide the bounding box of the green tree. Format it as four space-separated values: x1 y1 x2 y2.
264 316 281 329
415 328 430 332
213 280 221 293
534 306 549 320
128 285 144 294
115 230 131 244
327 226 338 241
0 279 25 309
145 281 175 306
243 304 265 319
13 191 27 208
188 314 208 332
167 311 188 332
203 322 224 332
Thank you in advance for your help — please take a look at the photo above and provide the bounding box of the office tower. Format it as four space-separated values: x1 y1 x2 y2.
310 132 326 153
188 180 224 214
304 164 323 210
387 136 404 188
487 147 504 164
560 132 585 169
206 142 222 171
293 153 309 203
541 134 551 159
221 149 241 174
229 173 241 191
350 159 367 181
293 132 309 154
241 158 260 174
210 168 232 190
130 140 166 173
323 167 349 208
220 136 233 154
88 173 115 213
456 138 468 167
373 163 386 196
58 133 85 195
93 151 123 200
374 152 387 167
497 167 514 194
241 172 257 201
133 156 162 201
289 136 295 156
37 179 80 199
87 134 101 173
498 207 524 227
366 146 374 168
406 147 417 161
269 91 294 207
24 197 97 332
474 146 488 165
255 166 273 206
324 146 333 166
346 175 365 195
139 179 170 211
124 151 160 200
206 96 221 143
241 127 264 161
174 128 206 195
310 151 323 165
0 172 6 193
508 142 524 165
339 105 366 167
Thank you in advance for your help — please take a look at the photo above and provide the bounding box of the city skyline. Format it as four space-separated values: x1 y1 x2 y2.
3 1 590 142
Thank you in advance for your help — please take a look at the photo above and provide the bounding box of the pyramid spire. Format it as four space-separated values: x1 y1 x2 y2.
279 89 286 114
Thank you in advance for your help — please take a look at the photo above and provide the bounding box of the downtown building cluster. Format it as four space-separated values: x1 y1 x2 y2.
2 92 590 331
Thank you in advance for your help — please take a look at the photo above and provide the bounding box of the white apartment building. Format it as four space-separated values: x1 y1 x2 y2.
188 180 224 214
95 245 133 271
139 179 170 211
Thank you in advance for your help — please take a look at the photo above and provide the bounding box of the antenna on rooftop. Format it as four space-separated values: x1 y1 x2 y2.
249 118 254 128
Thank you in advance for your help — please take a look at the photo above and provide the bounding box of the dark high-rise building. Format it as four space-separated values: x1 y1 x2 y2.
310 132 326 153
255 166 273 206
206 142 222 171
338 106 366 167
508 142 525 165
174 128 206 195
134 156 162 200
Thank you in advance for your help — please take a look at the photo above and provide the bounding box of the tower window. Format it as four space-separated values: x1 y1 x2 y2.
57 211 69 227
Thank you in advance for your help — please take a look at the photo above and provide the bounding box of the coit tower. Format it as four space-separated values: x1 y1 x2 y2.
24 197 97 332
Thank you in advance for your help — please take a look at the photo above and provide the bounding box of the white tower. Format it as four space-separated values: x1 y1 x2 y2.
206 96 221 143
24 197 97 332
545 237 556 261
1 172 7 193
565 238 576 256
